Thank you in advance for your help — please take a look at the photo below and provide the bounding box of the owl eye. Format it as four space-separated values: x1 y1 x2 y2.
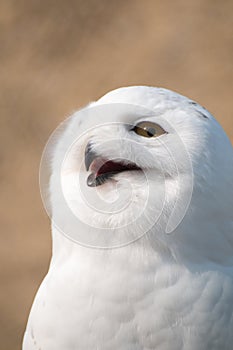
132 121 167 138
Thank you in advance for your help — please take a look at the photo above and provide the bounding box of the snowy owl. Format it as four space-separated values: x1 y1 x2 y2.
23 86 233 350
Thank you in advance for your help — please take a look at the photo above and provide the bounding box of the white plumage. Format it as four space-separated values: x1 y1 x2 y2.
23 86 233 350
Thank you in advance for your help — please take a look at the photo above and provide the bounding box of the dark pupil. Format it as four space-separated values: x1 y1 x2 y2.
145 127 156 137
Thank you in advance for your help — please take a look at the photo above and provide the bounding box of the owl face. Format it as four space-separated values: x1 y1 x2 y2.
40 87 233 251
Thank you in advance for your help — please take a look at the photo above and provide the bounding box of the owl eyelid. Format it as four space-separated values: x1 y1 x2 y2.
129 122 152 131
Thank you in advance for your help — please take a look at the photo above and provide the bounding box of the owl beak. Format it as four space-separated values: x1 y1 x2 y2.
85 141 96 171
84 141 141 187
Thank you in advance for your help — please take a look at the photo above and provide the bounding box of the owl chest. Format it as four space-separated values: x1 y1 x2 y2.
30 257 233 350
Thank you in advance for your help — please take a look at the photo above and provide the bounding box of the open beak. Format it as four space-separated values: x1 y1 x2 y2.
85 142 141 187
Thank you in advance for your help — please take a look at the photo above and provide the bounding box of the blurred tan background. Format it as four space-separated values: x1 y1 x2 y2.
0 0 232 349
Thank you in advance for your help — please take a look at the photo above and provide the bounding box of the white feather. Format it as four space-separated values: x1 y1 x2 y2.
23 86 233 350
